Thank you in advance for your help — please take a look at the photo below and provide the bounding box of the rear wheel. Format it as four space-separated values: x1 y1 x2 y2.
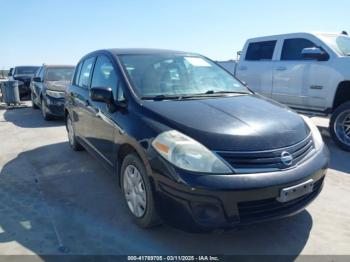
121 153 161 228
66 114 84 151
330 101 350 151
41 97 52 121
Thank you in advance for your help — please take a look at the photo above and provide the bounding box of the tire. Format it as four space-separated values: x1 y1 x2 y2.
330 101 350 151
31 92 39 109
41 97 52 121
120 153 161 228
66 114 84 151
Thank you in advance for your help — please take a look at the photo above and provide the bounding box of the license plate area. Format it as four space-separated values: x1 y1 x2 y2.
276 179 314 203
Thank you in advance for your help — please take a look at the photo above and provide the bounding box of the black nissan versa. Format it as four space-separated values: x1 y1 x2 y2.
65 49 329 231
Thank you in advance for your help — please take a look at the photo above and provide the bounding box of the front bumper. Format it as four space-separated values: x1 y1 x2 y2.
44 95 65 117
151 145 329 230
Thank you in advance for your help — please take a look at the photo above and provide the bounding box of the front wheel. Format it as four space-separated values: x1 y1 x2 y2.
330 101 350 151
121 153 161 228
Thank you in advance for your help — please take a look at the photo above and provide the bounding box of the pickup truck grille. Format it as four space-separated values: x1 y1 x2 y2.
217 134 314 174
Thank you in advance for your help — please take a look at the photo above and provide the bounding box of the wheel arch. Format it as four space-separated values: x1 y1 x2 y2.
116 141 153 187
333 81 350 111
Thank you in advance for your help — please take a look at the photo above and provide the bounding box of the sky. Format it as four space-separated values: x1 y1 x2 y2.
0 0 349 69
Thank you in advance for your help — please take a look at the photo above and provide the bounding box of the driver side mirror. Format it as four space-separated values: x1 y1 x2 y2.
32 77 42 82
90 87 127 112
90 87 114 104
301 47 329 61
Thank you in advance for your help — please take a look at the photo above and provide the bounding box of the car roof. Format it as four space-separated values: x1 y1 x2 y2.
43 65 75 68
246 32 343 42
14 65 39 68
82 48 198 58
107 48 196 55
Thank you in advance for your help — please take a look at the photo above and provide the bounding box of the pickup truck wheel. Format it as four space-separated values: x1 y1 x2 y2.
330 101 350 151
31 92 39 109
66 115 84 151
121 153 161 228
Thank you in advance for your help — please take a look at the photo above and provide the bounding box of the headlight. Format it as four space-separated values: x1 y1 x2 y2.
301 115 324 150
46 90 65 99
152 130 232 174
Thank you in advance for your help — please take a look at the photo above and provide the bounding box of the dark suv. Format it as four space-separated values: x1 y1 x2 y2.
65 49 329 230
31 65 75 120
8 66 39 99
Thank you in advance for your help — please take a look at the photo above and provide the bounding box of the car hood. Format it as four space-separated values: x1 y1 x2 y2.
142 94 310 151
46 80 70 92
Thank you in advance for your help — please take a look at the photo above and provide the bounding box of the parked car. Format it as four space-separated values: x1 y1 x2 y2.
8 66 39 99
235 32 350 151
8 68 14 77
65 49 329 231
31 65 75 120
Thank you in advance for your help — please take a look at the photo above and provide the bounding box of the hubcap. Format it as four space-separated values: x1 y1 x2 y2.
67 117 74 145
334 110 350 146
123 165 147 218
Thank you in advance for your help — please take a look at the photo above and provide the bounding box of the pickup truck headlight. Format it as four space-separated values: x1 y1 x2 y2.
152 130 232 174
46 90 65 99
301 115 324 151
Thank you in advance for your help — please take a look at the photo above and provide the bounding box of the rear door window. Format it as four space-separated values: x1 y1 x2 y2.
245 41 277 61
78 57 95 88
281 38 318 60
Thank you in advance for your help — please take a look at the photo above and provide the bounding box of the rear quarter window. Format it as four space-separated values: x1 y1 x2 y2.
245 40 277 61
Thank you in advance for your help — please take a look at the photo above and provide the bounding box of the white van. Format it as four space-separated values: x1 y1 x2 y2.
236 32 350 151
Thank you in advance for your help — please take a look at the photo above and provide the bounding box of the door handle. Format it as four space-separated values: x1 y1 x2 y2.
273 66 287 71
85 100 90 106
239 66 248 71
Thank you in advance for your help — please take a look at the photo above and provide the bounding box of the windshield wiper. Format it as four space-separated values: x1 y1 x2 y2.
141 95 183 101
141 90 250 101
181 90 250 99
203 90 249 95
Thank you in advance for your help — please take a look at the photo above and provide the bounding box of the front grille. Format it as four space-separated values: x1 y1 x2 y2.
237 176 324 223
217 134 314 173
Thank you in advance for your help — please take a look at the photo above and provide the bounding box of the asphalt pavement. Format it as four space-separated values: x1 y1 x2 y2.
0 105 349 257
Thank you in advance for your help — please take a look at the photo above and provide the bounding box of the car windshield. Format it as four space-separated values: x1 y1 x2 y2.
14 66 39 75
321 35 350 56
119 54 249 98
46 67 74 81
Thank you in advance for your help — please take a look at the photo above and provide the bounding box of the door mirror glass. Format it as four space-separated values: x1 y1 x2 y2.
33 76 42 82
90 87 114 104
8 68 13 76
301 47 329 61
